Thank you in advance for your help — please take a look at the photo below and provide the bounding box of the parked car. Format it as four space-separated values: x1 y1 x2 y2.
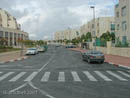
82 50 105 63
65 45 70 48
65 45 76 48
37 46 45 52
56 45 60 47
26 48 38 55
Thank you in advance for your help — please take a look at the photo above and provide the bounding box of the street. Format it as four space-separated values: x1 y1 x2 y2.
0 45 130 98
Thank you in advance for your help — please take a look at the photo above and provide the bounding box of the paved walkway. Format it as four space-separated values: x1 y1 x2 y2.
0 50 27 62
70 48 130 68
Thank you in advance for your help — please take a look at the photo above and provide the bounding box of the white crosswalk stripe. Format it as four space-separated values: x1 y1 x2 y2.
128 71 130 73
117 71 130 78
9 72 27 82
94 71 112 81
0 72 3 74
41 72 51 82
24 72 38 82
71 71 81 82
107 71 128 81
0 70 129 82
58 72 65 82
83 71 97 81
0 72 14 81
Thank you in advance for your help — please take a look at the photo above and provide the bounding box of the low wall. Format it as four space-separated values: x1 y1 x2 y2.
96 46 130 57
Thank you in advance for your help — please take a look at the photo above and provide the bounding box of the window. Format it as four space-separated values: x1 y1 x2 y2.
117 24 120 30
111 24 115 30
122 36 127 44
121 6 126 16
92 24 94 28
122 21 127 31
116 12 119 17
97 23 99 26
0 31 3 37
97 30 99 33
5 32 8 38
76 31 79 35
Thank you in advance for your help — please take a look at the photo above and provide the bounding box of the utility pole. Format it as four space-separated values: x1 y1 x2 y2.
91 6 96 50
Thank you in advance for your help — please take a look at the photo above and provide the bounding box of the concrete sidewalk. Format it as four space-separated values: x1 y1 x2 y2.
70 48 130 69
0 50 28 63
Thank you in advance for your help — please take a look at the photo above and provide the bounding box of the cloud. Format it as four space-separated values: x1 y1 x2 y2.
0 0 118 40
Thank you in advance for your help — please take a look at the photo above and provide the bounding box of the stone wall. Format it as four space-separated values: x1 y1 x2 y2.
96 46 130 58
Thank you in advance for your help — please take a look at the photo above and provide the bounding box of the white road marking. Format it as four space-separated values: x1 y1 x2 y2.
9 72 27 82
118 71 130 78
0 69 38 71
38 55 54 72
29 81 55 98
83 71 97 81
94 71 112 81
58 72 65 82
128 71 130 73
0 72 3 74
71 71 81 82
0 72 14 81
107 71 128 81
9 83 27 93
9 53 56 98
41 72 51 82
24 72 38 82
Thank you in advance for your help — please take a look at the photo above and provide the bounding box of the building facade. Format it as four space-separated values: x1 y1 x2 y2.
115 0 130 43
54 28 80 41
0 8 29 47
80 17 115 38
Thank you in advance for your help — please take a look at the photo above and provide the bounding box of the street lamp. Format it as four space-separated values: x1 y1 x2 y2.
90 6 96 50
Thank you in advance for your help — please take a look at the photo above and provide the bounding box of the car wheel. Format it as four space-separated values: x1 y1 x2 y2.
88 59 91 64
100 61 104 64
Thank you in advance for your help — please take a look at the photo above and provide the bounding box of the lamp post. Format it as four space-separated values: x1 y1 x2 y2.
91 6 96 50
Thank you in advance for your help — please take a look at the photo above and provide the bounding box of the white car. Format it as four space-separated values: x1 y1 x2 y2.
26 48 38 55
37 47 45 52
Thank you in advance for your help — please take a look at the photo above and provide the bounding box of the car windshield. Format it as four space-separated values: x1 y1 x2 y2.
28 49 36 50
91 51 102 54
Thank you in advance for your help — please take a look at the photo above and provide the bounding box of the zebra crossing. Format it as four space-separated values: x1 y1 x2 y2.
0 70 130 82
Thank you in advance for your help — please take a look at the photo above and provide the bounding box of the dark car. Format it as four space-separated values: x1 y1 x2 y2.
82 50 105 64
66 45 76 48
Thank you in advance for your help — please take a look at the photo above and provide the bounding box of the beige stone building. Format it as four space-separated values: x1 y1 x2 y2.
80 17 115 38
0 8 29 47
115 0 130 43
54 28 80 41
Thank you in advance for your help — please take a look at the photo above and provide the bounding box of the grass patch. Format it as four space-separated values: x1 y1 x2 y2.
0 46 21 53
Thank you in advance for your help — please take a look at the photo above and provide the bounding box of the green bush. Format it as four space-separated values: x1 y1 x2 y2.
115 37 129 47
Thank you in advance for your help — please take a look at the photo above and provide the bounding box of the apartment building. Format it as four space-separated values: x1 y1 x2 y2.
0 8 29 47
54 28 80 41
80 22 91 36
80 17 115 38
115 0 130 43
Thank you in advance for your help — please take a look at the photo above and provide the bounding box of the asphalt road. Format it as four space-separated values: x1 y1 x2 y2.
0 45 130 98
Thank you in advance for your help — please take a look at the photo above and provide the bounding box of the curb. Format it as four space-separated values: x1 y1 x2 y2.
70 48 130 70
106 62 130 69
0 56 29 64
101 61 130 70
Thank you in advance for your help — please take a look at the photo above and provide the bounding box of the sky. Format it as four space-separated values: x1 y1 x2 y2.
0 0 118 40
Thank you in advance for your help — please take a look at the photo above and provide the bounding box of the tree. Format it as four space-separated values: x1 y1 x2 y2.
0 38 7 46
86 32 92 42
